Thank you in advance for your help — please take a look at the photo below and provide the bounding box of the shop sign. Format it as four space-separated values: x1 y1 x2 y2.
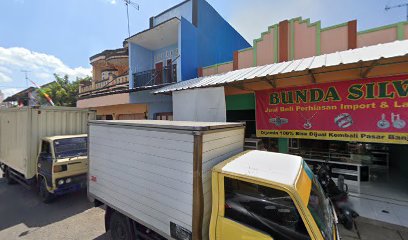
256 75 408 144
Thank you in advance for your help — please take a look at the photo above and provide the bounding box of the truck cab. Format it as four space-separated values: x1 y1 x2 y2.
37 134 88 202
210 150 339 240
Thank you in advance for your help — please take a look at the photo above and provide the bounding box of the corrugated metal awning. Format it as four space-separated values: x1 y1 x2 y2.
154 40 408 94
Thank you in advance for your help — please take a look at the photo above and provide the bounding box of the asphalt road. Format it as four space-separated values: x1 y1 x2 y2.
1 168 407 240
0 170 110 240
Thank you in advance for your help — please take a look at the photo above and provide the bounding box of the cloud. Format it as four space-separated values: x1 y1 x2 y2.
0 72 12 83
110 0 117 4
0 47 91 85
1 88 20 99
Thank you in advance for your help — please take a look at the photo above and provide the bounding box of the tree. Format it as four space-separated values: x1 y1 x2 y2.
38 74 91 107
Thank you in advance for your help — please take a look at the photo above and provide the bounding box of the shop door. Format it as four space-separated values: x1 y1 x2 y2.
155 62 163 85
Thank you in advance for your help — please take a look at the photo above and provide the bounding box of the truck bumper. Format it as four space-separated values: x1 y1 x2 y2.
54 174 87 196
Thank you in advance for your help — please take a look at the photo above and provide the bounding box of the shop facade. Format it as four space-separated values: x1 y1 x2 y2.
154 39 408 226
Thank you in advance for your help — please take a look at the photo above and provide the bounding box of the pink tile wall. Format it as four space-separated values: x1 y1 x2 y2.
202 66 218 76
294 21 317 59
256 31 275 66
321 26 348 54
238 49 254 69
217 62 233 74
405 25 408 39
357 28 397 48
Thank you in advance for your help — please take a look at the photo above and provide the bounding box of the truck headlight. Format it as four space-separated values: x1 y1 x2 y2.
66 178 72 184
58 179 65 185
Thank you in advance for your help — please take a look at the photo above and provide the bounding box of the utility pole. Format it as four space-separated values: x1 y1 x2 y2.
385 2 408 21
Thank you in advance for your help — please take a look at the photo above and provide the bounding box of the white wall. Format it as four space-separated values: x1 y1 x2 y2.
173 87 226 122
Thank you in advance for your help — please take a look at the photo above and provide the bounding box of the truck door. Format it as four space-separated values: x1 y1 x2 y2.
37 140 54 187
216 177 312 240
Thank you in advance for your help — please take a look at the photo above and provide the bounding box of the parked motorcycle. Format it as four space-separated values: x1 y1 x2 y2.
313 162 359 230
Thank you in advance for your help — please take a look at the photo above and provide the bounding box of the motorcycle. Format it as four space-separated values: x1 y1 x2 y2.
313 162 359 230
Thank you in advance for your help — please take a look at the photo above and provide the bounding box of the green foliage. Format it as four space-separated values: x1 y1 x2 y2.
38 74 91 107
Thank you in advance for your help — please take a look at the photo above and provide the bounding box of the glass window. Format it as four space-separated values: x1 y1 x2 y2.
41 141 51 154
224 177 310 240
307 176 334 240
54 137 87 159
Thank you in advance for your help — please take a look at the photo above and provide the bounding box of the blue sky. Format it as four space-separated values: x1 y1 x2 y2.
0 0 407 98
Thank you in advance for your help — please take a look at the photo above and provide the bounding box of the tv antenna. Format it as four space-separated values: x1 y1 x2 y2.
21 70 31 86
385 2 408 21
122 0 139 38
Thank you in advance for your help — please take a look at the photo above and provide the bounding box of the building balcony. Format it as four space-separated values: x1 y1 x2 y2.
79 74 129 98
132 64 177 89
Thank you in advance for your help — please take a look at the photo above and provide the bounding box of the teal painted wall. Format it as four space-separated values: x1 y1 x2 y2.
226 94 255 111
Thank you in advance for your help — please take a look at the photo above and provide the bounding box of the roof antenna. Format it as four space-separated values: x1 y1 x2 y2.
122 0 140 37
385 2 408 21
21 70 31 86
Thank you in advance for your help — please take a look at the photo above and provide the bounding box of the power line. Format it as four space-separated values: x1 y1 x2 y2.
385 2 408 21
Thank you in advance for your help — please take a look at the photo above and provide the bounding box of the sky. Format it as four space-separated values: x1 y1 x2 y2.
0 0 407 98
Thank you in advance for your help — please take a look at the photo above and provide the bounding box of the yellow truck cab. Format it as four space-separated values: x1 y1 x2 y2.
210 150 339 240
37 134 88 202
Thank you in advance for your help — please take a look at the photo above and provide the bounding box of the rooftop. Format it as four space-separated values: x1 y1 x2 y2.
154 39 408 94
216 150 303 186
89 47 128 62
89 120 244 131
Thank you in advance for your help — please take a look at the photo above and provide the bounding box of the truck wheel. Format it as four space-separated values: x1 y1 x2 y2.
110 211 135 240
5 168 16 185
39 178 54 204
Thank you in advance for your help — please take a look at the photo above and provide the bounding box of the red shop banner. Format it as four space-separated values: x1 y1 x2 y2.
256 75 408 144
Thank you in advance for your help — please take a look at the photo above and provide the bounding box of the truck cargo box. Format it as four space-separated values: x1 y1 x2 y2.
0 107 96 179
88 120 245 240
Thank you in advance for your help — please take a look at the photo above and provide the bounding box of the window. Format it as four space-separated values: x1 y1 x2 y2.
224 177 310 240
41 141 51 154
54 137 87 159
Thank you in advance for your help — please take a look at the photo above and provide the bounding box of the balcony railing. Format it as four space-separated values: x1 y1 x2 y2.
132 64 177 89
79 75 129 95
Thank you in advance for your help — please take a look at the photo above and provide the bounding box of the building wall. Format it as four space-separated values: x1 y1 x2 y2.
77 93 129 108
405 24 408 39
321 25 348 54
293 20 318 59
196 0 250 68
153 0 193 26
198 17 408 75
202 62 233 76
256 30 275 66
95 103 147 120
237 49 254 69
357 27 397 48
202 65 218 76
180 17 198 81
153 44 179 65
129 90 173 119
129 43 154 87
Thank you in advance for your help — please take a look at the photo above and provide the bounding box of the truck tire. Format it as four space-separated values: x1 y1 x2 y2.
5 168 16 185
39 178 54 203
109 211 135 240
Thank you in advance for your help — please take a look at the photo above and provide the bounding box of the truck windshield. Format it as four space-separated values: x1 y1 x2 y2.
54 137 87 159
308 176 334 240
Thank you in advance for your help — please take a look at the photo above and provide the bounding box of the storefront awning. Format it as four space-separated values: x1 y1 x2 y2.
154 39 408 94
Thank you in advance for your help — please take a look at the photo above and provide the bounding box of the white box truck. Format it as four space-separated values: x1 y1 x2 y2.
88 120 339 240
0 106 96 202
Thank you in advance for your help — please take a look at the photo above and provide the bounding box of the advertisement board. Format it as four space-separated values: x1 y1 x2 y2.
256 75 408 144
